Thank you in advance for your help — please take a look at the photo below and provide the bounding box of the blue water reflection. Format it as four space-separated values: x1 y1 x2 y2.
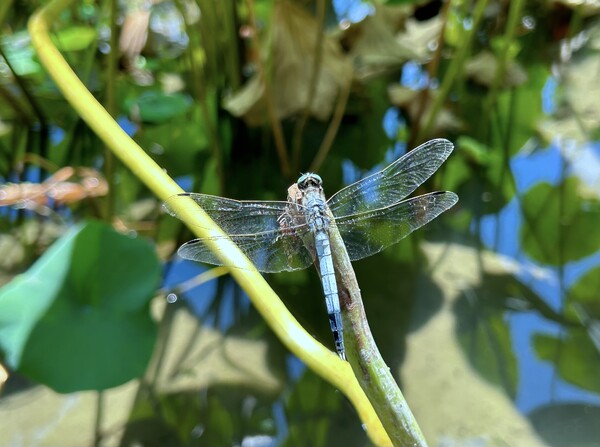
341 107 407 186
541 76 557 115
511 141 564 191
332 0 374 24
479 139 600 412
401 61 430 90
512 312 600 412
163 258 251 332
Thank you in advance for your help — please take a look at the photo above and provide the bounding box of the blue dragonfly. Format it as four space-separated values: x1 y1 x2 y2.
164 139 458 360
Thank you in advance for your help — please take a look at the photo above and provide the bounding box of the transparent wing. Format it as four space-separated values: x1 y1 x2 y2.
327 139 454 217
163 193 315 272
335 191 458 261
163 193 306 235
176 225 316 273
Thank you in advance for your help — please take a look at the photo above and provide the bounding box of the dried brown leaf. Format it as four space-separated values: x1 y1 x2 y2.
224 0 352 125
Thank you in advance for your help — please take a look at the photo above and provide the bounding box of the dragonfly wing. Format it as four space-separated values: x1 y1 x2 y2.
163 193 304 235
327 139 454 217
334 191 458 261
176 226 316 273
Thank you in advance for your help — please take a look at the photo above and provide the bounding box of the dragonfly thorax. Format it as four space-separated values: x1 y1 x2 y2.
299 185 330 232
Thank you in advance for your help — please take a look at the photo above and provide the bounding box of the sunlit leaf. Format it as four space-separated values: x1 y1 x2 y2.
539 52 600 142
465 51 528 88
51 26 97 52
490 36 521 61
395 16 444 62
520 177 600 265
0 31 42 76
533 331 600 393
456 136 493 165
568 267 600 319
0 221 160 392
387 85 462 135
495 64 548 156
343 4 416 79
444 7 468 48
549 0 600 14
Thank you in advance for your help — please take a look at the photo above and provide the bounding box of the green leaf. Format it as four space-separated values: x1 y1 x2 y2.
444 8 468 48
136 117 210 177
51 26 97 52
0 221 160 392
520 177 600 265
495 64 548 156
283 369 344 447
529 403 600 447
569 267 600 319
456 136 493 166
124 91 193 123
533 331 600 393
0 31 42 76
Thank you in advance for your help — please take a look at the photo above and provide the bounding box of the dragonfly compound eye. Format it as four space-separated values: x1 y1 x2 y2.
297 173 323 189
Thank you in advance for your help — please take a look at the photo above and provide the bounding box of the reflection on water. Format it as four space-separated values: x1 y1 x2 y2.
478 139 600 429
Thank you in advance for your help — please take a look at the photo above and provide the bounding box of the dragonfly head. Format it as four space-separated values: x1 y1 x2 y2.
297 173 323 190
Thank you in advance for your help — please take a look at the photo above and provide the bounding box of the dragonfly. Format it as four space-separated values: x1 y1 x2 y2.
164 138 458 360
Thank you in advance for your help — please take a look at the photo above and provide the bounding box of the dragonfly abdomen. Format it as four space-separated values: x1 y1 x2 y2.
315 230 346 360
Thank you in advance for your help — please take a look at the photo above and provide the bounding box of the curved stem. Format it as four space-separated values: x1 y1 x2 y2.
309 74 351 173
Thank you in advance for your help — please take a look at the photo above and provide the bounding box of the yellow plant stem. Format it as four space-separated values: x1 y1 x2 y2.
28 0 392 445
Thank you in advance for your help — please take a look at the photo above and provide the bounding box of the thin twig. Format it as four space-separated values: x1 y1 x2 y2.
417 0 490 142
0 45 49 158
309 74 352 173
157 266 229 297
93 391 104 447
103 0 118 220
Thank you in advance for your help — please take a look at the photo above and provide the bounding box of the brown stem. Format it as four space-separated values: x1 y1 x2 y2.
309 75 352 173
327 212 427 446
